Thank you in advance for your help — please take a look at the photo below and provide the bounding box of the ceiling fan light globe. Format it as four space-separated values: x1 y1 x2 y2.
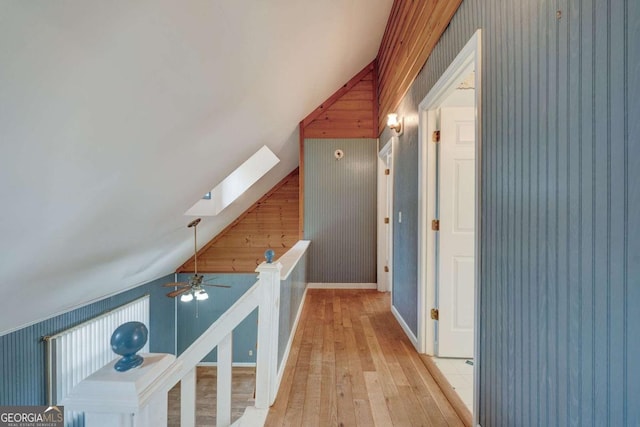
180 293 194 302
195 290 209 301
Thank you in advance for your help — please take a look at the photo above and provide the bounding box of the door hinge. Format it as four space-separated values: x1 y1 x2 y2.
432 130 441 143
430 308 439 320
431 219 440 231
385 168 390 175
384 217 390 224
384 266 389 273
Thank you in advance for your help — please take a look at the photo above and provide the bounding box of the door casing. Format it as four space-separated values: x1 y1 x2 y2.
377 138 394 294
416 29 482 425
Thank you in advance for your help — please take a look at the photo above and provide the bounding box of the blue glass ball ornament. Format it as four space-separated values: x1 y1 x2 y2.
264 249 275 264
110 321 148 372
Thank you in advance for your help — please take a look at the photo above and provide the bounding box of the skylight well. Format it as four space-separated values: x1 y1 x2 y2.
185 145 280 216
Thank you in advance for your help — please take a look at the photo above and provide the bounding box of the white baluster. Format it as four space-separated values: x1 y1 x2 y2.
217 332 233 426
181 366 197 427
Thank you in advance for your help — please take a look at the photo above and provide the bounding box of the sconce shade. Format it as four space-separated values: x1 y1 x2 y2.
387 113 399 127
387 113 403 134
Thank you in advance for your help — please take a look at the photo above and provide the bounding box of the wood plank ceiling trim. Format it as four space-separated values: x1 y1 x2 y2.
376 0 463 133
176 168 300 273
301 61 378 139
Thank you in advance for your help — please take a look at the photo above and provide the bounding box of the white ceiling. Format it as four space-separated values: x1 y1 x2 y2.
0 0 393 335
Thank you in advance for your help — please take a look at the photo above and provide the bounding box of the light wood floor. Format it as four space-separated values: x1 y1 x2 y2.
166 290 464 426
167 366 256 426
266 289 464 426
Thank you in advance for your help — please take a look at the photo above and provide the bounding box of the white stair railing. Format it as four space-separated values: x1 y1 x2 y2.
63 240 310 427
159 240 310 426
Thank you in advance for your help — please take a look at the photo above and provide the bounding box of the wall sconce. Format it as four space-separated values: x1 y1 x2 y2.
387 113 403 135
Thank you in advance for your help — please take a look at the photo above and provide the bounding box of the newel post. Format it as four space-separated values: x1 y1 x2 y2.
254 257 282 409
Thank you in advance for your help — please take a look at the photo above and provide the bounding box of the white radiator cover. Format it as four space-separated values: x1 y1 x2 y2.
47 296 150 426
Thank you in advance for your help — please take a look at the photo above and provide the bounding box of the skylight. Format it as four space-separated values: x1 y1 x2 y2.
185 145 280 216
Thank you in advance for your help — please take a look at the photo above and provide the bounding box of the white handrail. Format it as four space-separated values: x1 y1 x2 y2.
145 281 261 399
277 240 310 280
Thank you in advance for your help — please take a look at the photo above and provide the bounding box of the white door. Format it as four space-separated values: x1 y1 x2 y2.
437 107 475 357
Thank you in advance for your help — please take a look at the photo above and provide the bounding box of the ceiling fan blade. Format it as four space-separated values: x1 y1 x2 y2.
167 288 192 298
202 284 231 288
163 282 189 288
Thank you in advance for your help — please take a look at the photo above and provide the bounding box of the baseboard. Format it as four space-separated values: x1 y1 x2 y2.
390 305 419 349
419 354 473 427
276 287 308 390
307 282 377 289
197 362 256 368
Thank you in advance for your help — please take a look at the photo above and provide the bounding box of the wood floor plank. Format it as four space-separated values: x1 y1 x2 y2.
281 294 316 426
300 296 325 426
351 313 376 372
353 398 376 427
334 319 357 426
360 315 400 397
344 312 370 402
265 295 309 426
364 371 394 426
319 301 338 426
265 289 464 426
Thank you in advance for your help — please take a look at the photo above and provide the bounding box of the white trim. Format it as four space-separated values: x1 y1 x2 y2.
418 35 481 111
417 107 439 356
390 305 418 348
275 287 308 391
417 29 482 427
307 282 377 289
197 362 257 368
377 138 394 295
379 139 392 158
472 31 483 427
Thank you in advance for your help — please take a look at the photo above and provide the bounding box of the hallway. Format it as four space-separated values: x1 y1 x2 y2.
266 289 464 426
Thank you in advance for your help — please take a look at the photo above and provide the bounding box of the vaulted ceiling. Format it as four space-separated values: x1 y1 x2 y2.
0 1 393 334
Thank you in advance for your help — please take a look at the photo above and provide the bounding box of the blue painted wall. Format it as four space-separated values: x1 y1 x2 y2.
304 138 377 283
383 0 640 425
385 125 419 335
176 273 258 364
0 274 175 406
278 250 308 367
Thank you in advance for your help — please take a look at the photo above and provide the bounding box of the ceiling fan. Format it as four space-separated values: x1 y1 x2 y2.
163 218 230 302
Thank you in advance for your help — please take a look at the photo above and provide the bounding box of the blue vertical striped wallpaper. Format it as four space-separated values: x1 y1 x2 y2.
383 0 639 425
278 250 308 367
0 274 175 406
304 138 378 283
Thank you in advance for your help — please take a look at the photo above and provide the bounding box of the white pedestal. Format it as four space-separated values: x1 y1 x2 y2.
63 353 175 427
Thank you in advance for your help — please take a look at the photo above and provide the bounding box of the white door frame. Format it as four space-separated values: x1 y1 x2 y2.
377 137 394 294
416 29 482 423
